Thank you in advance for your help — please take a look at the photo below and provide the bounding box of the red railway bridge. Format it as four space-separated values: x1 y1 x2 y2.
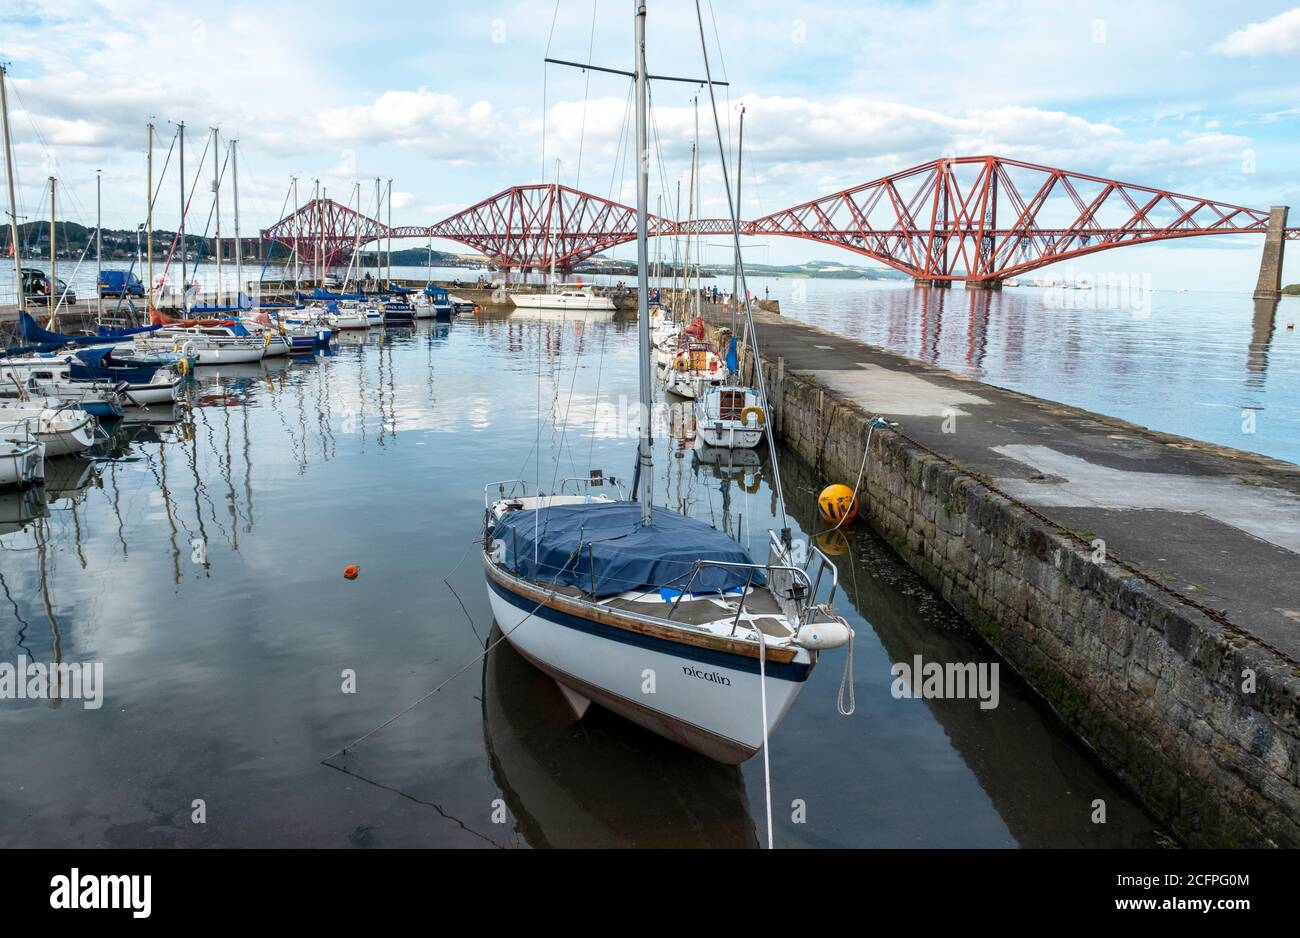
260 155 1298 296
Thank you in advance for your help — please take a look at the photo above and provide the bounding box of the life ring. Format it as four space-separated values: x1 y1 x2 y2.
674 356 690 372
176 357 190 377
740 405 766 428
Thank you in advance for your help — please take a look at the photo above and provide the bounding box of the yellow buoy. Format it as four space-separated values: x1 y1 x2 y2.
818 484 859 525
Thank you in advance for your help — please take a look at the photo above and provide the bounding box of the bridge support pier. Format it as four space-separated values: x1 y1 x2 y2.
913 278 952 288
1253 205 1290 300
965 280 1002 290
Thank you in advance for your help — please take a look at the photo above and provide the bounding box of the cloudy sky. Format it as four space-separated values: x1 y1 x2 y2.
2 0 1299 288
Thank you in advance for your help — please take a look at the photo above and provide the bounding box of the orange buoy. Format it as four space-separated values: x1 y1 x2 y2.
343 565 360 580
818 484 859 525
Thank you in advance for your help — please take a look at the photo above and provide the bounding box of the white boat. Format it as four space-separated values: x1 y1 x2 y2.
0 403 98 457
664 342 724 399
482 2 852 767
0 359 127 420
121 368 184 406
134 327 267 366
0 428 43 488
693 385 765 449
484 490 850 764
510 285 617 313
240 321 290 357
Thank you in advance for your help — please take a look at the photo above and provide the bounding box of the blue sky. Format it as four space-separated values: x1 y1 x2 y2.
2 0 1299 289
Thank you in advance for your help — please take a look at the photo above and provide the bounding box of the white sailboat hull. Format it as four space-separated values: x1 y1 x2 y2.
123 377 183 406
0 409 97 458
510 293 616 312
485 564 810 764
0 441 43 487
696 422 763 449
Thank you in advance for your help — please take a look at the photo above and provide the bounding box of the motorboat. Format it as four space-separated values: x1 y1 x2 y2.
510 285 617 313
693 384 765 449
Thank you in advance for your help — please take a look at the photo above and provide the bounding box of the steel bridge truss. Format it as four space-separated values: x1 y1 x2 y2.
260 156 1298 283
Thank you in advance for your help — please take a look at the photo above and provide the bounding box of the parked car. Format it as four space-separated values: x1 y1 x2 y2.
98 269 145 298
20 267 76 306
322 273 342 289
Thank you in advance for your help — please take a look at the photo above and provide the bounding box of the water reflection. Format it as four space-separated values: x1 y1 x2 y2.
482 624 757 849
766 278 1300 465
0 317 1167 848
1247 297 1279 388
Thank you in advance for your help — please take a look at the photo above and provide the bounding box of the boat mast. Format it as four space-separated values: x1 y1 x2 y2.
732 103 744 331
374 177 381 283
178 121 186 314
47 176 56 328
386 178 393 284
349 181 363 287
310 179 318 284
146 122 153 311
211 127 221 306
291 176 300 297
0 66 22 318
96 170 103 325
231 139 242 308
633 0 653 523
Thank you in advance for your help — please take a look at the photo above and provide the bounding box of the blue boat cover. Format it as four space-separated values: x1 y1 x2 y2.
312 288 366 301
492 501 762 597
72 346 116 366
97 323 161 338
17 313 108 348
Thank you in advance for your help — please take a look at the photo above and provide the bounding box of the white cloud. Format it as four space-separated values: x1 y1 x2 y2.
1215 7 1300 57
315 89 509 163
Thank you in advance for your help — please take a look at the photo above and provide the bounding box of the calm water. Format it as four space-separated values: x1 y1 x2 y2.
10 260 1291 465
0 314 1164 847
749 277 1300 466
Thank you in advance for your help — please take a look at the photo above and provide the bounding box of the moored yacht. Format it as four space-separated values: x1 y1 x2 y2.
510 284 617 313
481 1 852 767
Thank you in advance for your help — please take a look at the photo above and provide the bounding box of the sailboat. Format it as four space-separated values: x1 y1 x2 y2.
482 1 851 765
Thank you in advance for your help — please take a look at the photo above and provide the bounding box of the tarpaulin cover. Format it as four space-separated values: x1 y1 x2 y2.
492 501 762 597
17 313 108 348
97 323 161 338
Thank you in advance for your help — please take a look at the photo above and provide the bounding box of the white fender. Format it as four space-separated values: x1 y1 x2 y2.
792 620 854 650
